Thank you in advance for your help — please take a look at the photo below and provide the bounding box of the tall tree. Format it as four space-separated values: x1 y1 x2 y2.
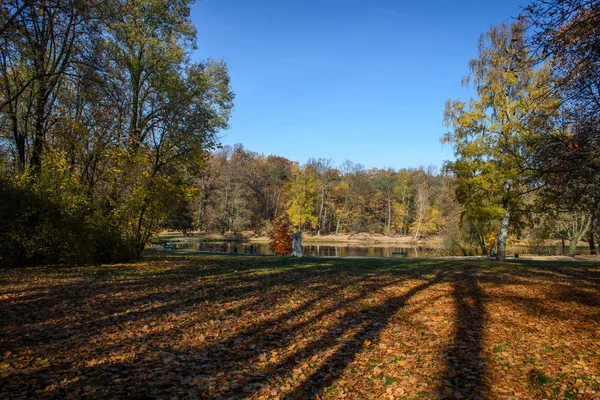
104 0 196 149
525 0 600 120
334 160 364 235
524 0 600 253
442 21 559 261
306 158 334 235
287 163 317 232
411 181 430 239
0 0 94 170
372 168 396 235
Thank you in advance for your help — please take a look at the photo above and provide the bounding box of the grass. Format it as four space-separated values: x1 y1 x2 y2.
1 254 599 399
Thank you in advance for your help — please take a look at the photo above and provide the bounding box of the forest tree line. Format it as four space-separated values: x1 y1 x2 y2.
178 144 447 239
0 0 598 264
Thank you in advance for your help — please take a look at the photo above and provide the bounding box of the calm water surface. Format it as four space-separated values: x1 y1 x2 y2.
166 238 590 257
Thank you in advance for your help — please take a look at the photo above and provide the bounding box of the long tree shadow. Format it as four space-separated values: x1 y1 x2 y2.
47 264 444 399
5 256 599 399
1 256 436 397
438 266 487 399
281 268 446 399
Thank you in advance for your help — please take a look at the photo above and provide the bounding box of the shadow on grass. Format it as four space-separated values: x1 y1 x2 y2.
1 255 599 398
284 269 445 399
438 266 487 399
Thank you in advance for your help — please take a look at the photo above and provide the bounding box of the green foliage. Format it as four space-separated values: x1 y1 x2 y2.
163 196 195 234
287 164 318 231
0 161 129 266
0 0 234 264
442 21 560 259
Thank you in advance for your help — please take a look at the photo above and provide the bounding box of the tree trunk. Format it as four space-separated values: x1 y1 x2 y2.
497 209 510 262
318 184 325 235
134 201 149 259
274 192 280 219
197 198 205 231
387 196 391 235
588 215 597 255
413 197 424 240
10 106 26 170
30 76 47 171
404 199 410 236
478 231 488 256
401 194 406 236
567 215 590 257
336 197 349 235
129 62 142 148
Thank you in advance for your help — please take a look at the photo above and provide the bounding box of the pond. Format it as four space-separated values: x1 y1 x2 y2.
165 238 592 258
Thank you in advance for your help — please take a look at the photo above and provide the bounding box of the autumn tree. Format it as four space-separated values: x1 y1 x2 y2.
532 115 600 254
98 0 234 255
392 170 411 235
443 21 559 261
0 0 95 171
411 181 430 239
525 0 600 120
0 0 234 263
372 168 396 235
333 160 364 235
305 158 334 235
287 163 318 232
194 147 228 232
558 213 591 256
524 0 600 253
262 155 293 222
269 214 293 255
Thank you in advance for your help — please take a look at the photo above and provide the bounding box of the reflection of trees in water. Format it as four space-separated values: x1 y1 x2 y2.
178 241 435 257
176 239 587 257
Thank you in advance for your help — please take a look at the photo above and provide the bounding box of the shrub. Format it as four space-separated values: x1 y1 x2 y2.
269 215 292 255
0 173 130 267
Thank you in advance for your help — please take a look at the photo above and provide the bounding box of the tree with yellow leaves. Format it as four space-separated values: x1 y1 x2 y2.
442 21 560 261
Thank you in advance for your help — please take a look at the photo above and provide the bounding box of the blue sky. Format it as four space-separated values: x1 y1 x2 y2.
190 0 526 170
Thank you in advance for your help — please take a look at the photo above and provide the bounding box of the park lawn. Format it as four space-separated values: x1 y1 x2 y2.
1 255 599 399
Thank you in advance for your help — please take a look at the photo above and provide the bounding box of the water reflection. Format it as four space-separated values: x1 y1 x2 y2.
168 239 590 258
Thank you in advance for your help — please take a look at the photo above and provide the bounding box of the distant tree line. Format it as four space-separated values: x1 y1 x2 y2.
177 144 448 239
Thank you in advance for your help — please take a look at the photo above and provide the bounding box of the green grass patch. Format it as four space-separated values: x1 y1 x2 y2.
528 369 554 385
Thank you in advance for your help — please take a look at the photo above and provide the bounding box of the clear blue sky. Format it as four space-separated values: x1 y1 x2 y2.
190 0 526 170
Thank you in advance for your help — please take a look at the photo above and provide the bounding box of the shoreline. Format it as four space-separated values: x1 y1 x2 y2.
145 246 600 263
157 230 444 246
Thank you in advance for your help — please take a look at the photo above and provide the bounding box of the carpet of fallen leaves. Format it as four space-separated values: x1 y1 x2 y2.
1 255 599 399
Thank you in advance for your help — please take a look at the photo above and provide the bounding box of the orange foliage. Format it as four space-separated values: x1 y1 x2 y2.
1 257 599 398
269 215 293 255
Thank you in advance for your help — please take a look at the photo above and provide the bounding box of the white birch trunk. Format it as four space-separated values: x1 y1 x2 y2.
497 209 510 262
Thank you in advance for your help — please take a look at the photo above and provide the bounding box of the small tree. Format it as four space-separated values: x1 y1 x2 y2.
269 215 293 255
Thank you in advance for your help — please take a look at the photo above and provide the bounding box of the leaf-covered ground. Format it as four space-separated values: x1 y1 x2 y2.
1 255 599 399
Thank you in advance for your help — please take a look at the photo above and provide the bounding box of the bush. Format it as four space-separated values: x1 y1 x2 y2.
269 215 293 255
0 175 130 267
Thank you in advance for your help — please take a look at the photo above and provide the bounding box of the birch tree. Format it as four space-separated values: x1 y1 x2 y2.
442 21 559 261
